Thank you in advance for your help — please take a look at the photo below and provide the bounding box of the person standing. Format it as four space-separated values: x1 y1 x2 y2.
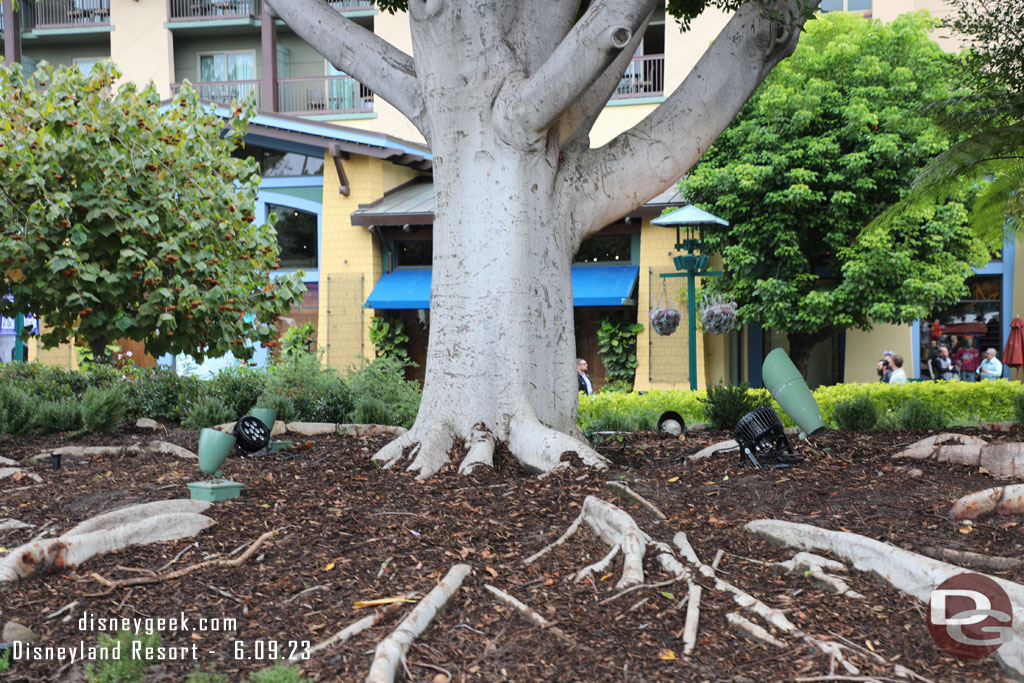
888 355 908 384
876 351 894 383
978 348 1003 380
955 338 980 381
929 345 955 381
577 358 594 395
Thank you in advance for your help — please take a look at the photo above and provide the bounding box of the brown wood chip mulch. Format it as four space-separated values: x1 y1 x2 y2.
1 424 1021 682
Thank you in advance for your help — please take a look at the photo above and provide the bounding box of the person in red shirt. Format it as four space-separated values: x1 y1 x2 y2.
955 337 981 381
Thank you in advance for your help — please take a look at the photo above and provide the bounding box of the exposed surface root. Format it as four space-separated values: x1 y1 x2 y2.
459 426 495 475
508 413 609 473
366 563 471 683
950 483 1024 520
483 584 578 648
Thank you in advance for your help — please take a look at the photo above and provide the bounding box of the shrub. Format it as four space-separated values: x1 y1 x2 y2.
1013 390 1024 427
249 662 311 683
0 383 33 435
35 398 82 434
344 356 421 428
897 398 947 431
700 382 768 431
187 665 229 683
369 315 410 364
600 379 634 394
578 389 706 433
832 395 877 431
85 630 161 683
81 385 129 433
125 367 195 420
281 322 317 360
256 394 297 423
596 313 644 385
211 365 266 418
183 396 235 429
263 355 353 422
0 362 83 401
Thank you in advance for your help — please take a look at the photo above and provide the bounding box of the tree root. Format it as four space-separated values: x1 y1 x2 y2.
605 480 667 520
366 563 471 683
1 501 215 583
726 612 786 648
525 496 684 589
950 483 1024 520
745 519 1024 679
483 583 579 648
299 602 405 661
681 581 701 655
459 426 495 475
919 545 1022 571
508 413 608 473
89 529 278 589
775 552 863 599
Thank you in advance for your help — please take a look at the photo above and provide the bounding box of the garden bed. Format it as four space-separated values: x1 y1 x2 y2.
1 424 1021 681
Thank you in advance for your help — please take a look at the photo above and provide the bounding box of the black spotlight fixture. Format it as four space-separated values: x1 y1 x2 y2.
733 406 805 469
232 415 272 457
657 411 686 436
50 453 62 471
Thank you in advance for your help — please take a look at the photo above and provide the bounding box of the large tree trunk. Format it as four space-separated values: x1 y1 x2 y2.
786 327 834 380
266 0 816 478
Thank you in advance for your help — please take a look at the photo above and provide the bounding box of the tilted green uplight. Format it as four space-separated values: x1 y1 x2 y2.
187 428 243 502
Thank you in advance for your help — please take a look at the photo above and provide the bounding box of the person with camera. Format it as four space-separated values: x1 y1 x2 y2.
876 351 894 383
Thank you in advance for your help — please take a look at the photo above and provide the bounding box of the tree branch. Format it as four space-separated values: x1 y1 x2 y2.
264 0 428 139
494 0 658 146
562 0 817 244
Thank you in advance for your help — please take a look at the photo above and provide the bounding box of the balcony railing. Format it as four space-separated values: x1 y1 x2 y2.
17 0 109 30
611 54 664 100
171 80 261 105
278 75 374 115
327 0 374 10
169 0 262 22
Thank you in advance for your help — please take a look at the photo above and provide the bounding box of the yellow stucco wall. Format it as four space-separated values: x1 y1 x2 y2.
634 218 708 390
362 9 424 144
109 0 173 99
843 323 914 383
318 153 387 371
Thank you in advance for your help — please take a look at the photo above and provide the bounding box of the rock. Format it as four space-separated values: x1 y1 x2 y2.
906 468 923 478
687 422 709 432
337 424 408 437
3 621 37 644
980 421 1017 432
136 418 161 431
286 422 337 436
270 420 287 436
660 419 683 436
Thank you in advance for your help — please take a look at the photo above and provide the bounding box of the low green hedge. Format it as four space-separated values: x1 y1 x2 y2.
579 379 1024 433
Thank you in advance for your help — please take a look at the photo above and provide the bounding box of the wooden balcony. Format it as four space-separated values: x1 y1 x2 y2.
169 0 261 22
278 75 374 115
611 55 664 100
19 0 109 30
170 79 261 105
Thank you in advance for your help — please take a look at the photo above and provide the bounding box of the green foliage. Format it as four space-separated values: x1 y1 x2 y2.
0 60 305 365
596 314 644 386
186 665 229 683
578 390 708 434
700 382 769 430
183 396 235 429
81 385 129 433
35 398 83 434
85 630 161 683
897 397 948 431
211 365 266 418
0 362 83 401
832 395 877 431
0 647 9 675
124 367 198 420
248 662 311 683
345 356 421 428
0 383 34 435
1013 390 1024 427
256 393 297 423
682 12 995 369
262 355 353 422
281 323 317 360
600 380 634 394
368 316 410 364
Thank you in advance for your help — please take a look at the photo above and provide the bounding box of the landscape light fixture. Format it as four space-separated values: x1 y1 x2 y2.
248 408 291 453
733 406 804 469
187 428 244 502
657 411 686 436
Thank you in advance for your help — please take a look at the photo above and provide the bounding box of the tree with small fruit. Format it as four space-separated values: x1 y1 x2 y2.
0 61 305 364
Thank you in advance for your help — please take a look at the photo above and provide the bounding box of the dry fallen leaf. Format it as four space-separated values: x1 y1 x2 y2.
353 597 417 609
324 562 336 571
657 648 677 661
667 476 679 483
485 566 498 578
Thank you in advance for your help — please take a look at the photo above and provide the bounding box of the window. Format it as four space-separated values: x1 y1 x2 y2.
197 51 256 103
574 235 631 263
395 241 432 267
820 0 871 12
919 275 1002 376
73 57 105 75
233 145 324 177
267 204 317 269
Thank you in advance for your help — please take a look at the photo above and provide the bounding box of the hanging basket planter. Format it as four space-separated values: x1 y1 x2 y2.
650 307 682 336
700 298 737 335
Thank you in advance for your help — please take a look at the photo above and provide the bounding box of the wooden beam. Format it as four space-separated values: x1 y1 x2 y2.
328 142 350 196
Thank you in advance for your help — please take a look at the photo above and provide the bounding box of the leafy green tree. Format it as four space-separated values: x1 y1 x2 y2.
681 11 994 376
882 0 1023 236
0 61 305 364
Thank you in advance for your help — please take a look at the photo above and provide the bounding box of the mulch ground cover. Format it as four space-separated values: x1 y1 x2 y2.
2 423 1022 682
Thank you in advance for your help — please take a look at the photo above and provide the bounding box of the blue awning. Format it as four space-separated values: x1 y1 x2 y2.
571 265 639 306
363 265 639 309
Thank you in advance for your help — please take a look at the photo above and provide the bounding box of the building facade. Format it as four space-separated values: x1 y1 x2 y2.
2 0 1016 387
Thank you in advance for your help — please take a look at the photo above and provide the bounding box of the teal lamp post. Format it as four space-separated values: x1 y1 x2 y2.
651 206 728 391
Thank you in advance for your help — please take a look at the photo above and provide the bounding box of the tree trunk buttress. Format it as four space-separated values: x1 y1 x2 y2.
786 327 833 380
